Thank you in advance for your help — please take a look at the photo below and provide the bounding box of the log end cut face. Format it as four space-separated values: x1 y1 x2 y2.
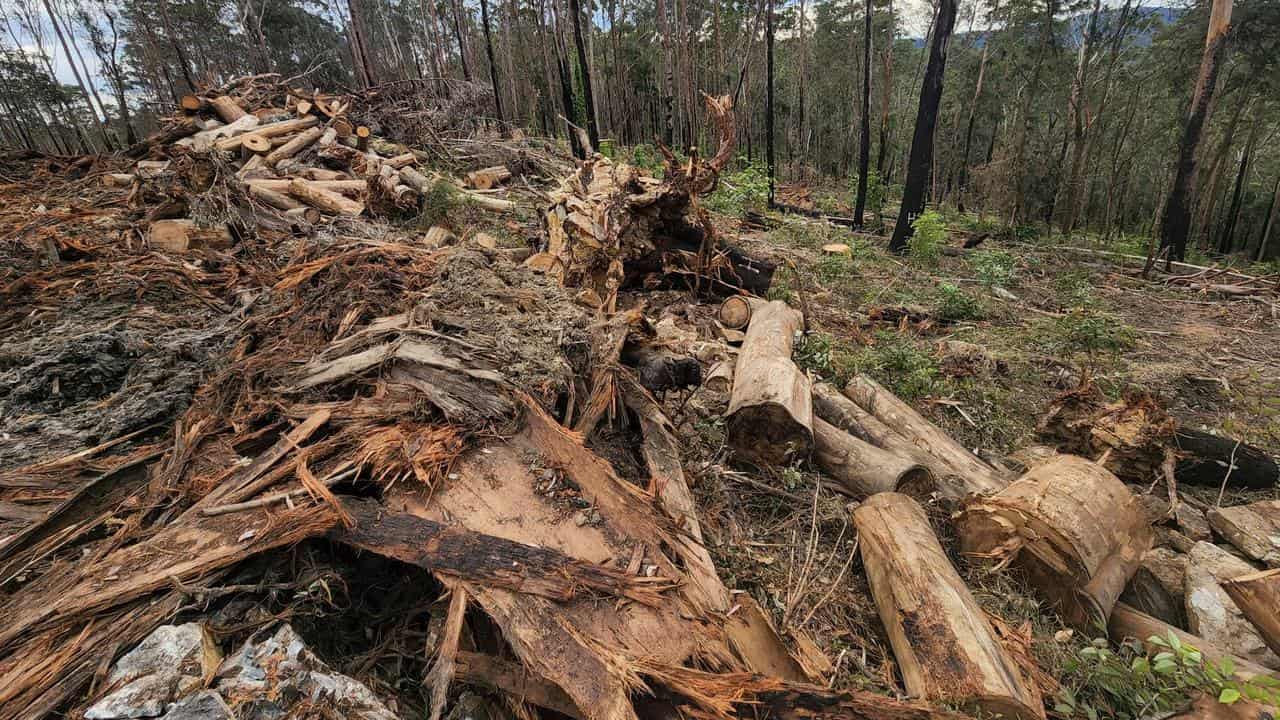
727 403 815 467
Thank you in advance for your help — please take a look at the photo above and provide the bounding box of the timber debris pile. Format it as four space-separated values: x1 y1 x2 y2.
1 78 1277 720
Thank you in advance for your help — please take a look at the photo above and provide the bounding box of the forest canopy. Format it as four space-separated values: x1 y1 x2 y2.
2 0 1279 260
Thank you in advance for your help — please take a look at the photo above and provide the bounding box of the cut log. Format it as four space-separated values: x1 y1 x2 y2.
1222 568 1280 658
1184 542 1279 669
718 295 767 330
853 493 1044 720
1174 429 1279 490
813 417 933 498
386 152 416 169
1109 602 1276 682
181 114 259 151
355 125 371 151
465 165 512 189
1206 500 1280 567
178 94 205 112
813 382 962 491
705 360 734 393
134 160 171 178
284 206 321 224
295 99 313 116
725 300 813 466
263 126 323 167
102 173 135 188
124 117 200 158
287 178 365 216
240 133 271 155
247 183 304 212
844 375 1008 497
956 455 1154 628
213 116 320 151
209 95 247 123
247 178 367 195
146 219 234 253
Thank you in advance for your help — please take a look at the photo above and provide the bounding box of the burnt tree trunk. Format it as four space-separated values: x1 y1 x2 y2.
566 0 599 149
853 0 872 226
888 0 957 253
1218 119 1259 254
479 0 506 124
1158 0 1233 262
766 0 776 205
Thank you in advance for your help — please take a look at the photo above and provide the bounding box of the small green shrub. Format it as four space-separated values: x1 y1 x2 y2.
417 179 459 228
598 139 617 159
795 332 857 384
908 210 947 265
935 283 985 321
706 158 769 215
1055 270 1098 307
850 171 886 215
628 143 665 173
767 266 796 303
1057 632 1280 720
814 252 856 286
969 250 1016 287
851 333 940 400
1048 308 1134 357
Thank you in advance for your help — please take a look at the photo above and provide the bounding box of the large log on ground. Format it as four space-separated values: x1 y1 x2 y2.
1223 569 1280 657
1109 602 1276 682
853 493 1044 720
843 375 1008 497
287 178 365 216
146 219 234 253
213 116 320 151
956 455 1154 629
209 95 247 123
263 126 323 167
1174 429 1279 490
813 417 933 498
725 300 812 466
813 382 962 492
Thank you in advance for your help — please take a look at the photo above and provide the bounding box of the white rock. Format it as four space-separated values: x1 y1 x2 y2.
1184 542 1280 669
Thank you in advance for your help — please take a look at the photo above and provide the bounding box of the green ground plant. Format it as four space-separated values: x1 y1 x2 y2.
969 250 1017 287
935 282 985 321
706 158 770 215
416 179 459 228
908 210 947 265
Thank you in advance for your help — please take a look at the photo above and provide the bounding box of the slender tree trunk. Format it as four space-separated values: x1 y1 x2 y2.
1009 0 1055 226
657 0 675 146
875 0 893 174
888 0 957 252
956 31 990 208
1056 0 1101 237
566 0 598 147
346 0 376 88
1218 119 1258 255
1194 100 1245 249
551 1 582 157
155 0 196 92
766 0 775 204
1158 0 1233 262
479 0 505 123
450 0 474 81
43 0 113 149
1256 174 1280 261
853 0 872 225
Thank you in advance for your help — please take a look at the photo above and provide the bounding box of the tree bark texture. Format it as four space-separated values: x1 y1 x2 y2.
725 300 812 466
888 0 956 252
853 493 1045 720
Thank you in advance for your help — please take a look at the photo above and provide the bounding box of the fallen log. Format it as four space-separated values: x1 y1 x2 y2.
1109 602 1276 682
209 95 247 123
335 499 672 605
465 165 512 189
248 183 304 212
726 300 813 466
125 118 202 158
843 375 1008 497
263 126 323 167
213 115 320 151
147 219 235 253
1223 569 1280 657
620 343 701 395
718 295 767 330
1174 429 1278 490
956 454 1153 628
813 417 933 497
287 178 366 216
853 493 1044 720
813 382 962 492
246 178 367 195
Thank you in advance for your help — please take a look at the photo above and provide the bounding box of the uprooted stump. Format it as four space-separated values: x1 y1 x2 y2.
956 454 1154 629
527 95 776 309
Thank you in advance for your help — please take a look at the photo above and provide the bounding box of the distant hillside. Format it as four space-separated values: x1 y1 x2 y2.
911 5 1182 48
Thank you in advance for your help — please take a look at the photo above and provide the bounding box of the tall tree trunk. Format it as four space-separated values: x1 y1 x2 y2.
566 0 598 148
479 0 505 123
766 0 775 204
450 0 474 81
657 0 675 146
1056 0 1102 237
1009 0 1055 227
875 0 893 174
956 25 990 209
551 1 582 157
1256 174 1280 261
1195 99 1246 249
155 0 197 92
853 0 872 225
347 0 376 88
1218 119 1259 255
795 0 808 176
1158 0 1233 262
43 0 113 149
887 0 957 252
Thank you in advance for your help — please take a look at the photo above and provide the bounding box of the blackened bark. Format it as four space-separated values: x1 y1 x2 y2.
853 0 872 225
479 0 505 123
888 0 957 253
1158 0 1233 262
766 0 776 205
1218 126 1255 254
566 0 599 148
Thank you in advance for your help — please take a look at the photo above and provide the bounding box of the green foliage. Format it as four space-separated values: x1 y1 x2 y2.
598 139 617 159
814 251 856 286
1057 633 1280 720
851 170 886 215
795 332 857 385
628 144 665 173
908 211 947 265
849 332 941 400
767 266 796 303
706 158 770 215
935 283 985 321
1045 308 1135 357
969 250 1017 287
417 179 459 228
